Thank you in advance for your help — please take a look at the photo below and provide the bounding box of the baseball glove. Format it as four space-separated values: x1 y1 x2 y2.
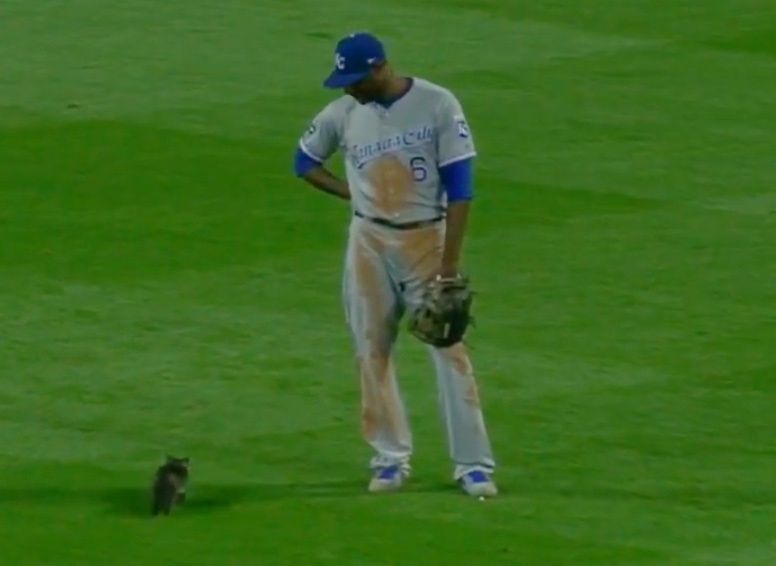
408 275 474 348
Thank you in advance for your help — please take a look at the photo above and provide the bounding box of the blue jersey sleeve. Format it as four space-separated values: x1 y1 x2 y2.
294 147 322 177
438 157 474 202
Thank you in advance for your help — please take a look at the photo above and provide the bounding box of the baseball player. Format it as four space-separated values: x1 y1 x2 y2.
294 32 497 497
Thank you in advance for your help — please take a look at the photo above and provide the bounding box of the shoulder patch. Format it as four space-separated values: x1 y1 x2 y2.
456 119 470 138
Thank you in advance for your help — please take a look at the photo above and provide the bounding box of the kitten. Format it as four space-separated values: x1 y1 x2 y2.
151 455 190 516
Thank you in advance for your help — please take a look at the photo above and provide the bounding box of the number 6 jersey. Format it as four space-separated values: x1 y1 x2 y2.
298 78 476 223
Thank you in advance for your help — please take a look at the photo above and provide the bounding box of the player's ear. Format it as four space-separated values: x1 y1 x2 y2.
371 61 388 79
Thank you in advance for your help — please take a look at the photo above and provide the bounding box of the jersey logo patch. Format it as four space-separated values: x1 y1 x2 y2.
456 119 470 138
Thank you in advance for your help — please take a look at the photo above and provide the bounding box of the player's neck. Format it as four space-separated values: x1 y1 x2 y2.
378 77 413 106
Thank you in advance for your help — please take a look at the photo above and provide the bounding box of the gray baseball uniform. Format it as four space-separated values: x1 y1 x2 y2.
299 78 495 480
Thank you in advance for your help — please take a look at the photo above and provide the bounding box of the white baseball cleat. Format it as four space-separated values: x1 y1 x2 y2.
459 470 498 498
368 465 405 493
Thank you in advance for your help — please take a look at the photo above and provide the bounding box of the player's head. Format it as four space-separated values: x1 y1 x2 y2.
323 32 392 104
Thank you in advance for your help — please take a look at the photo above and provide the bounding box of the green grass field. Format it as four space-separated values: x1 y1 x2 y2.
2 1 775 564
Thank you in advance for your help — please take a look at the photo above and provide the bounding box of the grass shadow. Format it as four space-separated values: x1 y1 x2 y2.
103 478 369 518
0 476 471 518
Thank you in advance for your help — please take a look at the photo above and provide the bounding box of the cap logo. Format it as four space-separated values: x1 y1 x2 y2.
335 53 346 70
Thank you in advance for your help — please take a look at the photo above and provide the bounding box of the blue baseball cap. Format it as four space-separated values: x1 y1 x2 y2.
323 32 386 88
